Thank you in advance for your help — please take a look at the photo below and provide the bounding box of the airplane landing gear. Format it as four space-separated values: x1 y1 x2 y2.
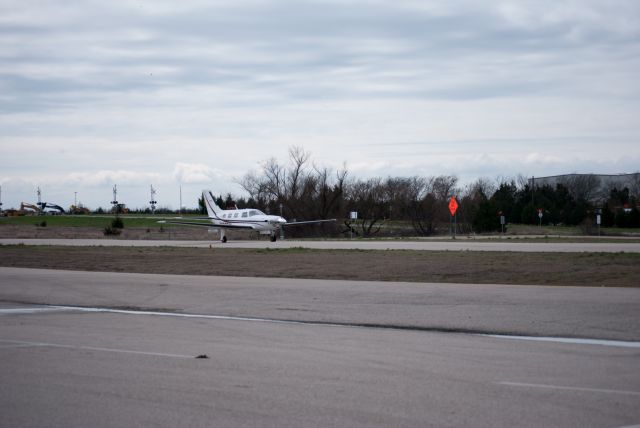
220 230 227 243
221 236 227 243
270 233 277 242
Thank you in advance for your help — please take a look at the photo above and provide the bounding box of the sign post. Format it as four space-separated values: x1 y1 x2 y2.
499 211 506 234
448 197 459 239
537 208 543 228
350 211 358 240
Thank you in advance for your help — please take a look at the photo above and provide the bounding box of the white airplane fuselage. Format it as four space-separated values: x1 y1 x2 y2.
209 208 287 234
160 190 335 243
202 190 286 242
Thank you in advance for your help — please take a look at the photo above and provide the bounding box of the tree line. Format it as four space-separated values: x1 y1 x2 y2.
198 147 639 237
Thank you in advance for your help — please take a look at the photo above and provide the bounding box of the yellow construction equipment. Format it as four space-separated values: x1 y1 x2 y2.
20 202 40 214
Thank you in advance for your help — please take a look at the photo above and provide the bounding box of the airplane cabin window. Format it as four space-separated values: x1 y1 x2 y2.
242 212 248 218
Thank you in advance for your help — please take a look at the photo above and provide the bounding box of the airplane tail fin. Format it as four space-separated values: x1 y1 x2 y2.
202 190 223 219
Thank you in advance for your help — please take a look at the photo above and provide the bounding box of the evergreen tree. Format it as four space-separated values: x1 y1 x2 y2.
472 197 500 232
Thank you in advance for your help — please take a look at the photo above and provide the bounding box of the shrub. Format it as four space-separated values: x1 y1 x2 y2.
111 217 124 229
103 225 121 236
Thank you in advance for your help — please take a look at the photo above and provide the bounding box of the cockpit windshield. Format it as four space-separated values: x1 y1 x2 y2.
248 210 265 217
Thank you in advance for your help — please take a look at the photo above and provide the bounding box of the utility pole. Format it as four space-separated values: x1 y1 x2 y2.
531 176 535 204
150 185 157 214
37 187 42 210
111 185 118 213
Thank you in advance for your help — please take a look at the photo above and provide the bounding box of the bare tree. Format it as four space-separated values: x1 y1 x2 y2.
628 172 640 200
411 192 438 235
314 165 348 219
432 175 459 201
561 174 601 202
238 146 346 222
463 177 495 202
345 178 388 236
515 174 530 190
286 146 310 201
408 175 459 236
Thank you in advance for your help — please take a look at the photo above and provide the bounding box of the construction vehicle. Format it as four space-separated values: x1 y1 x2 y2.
42 203 65 214
69 204 90 214
20 202 40 214
111 203 129 214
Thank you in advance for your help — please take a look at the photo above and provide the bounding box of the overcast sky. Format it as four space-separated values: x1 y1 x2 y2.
1 0 639 210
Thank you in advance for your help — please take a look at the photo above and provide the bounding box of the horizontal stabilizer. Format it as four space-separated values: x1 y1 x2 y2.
284 219 336 227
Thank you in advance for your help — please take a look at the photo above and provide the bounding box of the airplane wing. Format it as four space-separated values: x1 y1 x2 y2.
158 220 256 230
165 216 212 220
284 219 336 226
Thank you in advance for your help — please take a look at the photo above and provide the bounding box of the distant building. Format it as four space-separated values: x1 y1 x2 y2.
528 173 640 203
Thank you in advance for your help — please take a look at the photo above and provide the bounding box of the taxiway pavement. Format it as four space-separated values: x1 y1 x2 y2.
2 267 639 341
2 238 640 252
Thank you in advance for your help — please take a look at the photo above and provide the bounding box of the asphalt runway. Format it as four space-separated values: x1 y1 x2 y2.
2 237 640 252
1 303 639 427
1 267 640 427
2 267 640 340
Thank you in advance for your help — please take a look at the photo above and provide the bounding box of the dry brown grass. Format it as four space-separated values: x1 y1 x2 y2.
1 245 638 287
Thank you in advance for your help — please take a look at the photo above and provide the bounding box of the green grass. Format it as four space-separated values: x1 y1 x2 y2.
2 215 639 240
505 224 583 235
0 214 198 228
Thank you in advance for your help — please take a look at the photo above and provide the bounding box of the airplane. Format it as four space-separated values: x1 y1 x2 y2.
158 190 335 243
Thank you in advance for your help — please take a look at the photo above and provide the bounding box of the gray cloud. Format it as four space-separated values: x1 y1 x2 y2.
1 0 639 209
4 0 638 110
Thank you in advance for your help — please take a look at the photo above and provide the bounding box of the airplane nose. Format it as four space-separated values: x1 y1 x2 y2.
269 216 287 225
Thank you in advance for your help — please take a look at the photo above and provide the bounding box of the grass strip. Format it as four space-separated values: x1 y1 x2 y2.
0 246 638 287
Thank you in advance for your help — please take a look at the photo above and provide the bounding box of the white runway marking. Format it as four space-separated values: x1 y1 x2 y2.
498 381 640 397
482 334 640 349
0 343 40 350
47 305 347 327
0 307 74 315
7 305 640 349
0 339 194 359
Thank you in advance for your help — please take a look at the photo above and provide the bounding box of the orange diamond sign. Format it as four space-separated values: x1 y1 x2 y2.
448 197 459 216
